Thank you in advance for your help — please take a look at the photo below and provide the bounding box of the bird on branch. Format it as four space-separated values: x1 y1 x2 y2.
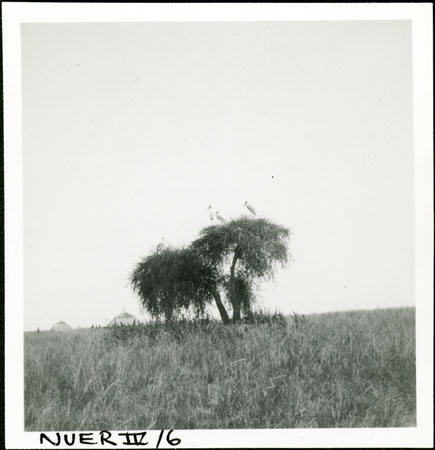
216 211 226 224
208 205 214 221
244 201 257 215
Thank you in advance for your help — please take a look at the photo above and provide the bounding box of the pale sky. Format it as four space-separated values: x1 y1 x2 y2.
22 21 414 331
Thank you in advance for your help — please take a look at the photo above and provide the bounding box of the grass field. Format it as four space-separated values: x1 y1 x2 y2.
24 307 415 431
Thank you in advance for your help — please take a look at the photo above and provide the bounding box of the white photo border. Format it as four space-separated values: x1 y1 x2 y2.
3 2 433 448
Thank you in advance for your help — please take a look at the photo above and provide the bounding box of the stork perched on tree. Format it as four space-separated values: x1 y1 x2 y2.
244 201 257 216
216 211 226 224
208 205 214 221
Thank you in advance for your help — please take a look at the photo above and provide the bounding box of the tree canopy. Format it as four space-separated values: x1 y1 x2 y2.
130 216 291 323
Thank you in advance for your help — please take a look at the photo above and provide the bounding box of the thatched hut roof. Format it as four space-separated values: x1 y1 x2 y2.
51 320 72 331
108 308 139 326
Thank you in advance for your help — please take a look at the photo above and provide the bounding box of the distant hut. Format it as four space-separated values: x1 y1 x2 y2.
108 308 139 326
51 320 72 332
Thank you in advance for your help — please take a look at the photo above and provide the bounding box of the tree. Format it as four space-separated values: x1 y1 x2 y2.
130 245 230 323
191 217 290 322
130 216 290 323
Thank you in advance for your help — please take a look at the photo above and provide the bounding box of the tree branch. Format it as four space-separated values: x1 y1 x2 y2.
230 245 241 322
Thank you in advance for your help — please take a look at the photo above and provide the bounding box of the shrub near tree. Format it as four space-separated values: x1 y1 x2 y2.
130 216 291 323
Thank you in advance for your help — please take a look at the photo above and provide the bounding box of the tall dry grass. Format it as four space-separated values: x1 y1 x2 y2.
24 307 415 430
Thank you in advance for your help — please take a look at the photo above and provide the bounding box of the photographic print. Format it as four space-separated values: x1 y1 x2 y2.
3 3 433 449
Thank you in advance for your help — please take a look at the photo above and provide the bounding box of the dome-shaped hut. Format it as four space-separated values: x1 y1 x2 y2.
108 308 139 326
51 320 72 332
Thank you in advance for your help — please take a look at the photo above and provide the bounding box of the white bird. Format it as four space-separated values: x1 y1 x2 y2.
244 201 256 215
216 211 226 224
208 205 214 221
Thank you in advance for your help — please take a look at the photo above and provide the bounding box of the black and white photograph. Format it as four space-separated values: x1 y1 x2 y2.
3 3 433 449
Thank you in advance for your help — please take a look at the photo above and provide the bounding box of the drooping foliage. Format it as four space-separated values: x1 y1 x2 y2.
222 274 256 316
130 246 220 320
130 216 291 323
191 216 290 280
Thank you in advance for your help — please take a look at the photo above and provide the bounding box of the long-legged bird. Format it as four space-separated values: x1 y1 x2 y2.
244 201 257 215
208 205 214 221
216 211 226 224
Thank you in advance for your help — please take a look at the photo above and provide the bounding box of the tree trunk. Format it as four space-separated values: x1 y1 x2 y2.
232 301 241 323
211 288 230 324
230 247 241 323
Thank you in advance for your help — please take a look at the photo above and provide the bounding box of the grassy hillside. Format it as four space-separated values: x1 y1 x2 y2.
24 307 415 431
